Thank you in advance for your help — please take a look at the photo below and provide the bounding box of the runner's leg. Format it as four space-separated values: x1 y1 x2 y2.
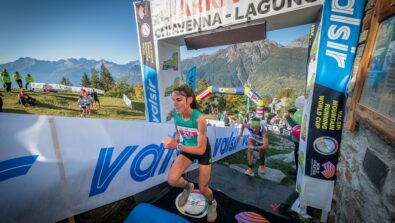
199 164 217 222
198 164 213 201
168 154 192 188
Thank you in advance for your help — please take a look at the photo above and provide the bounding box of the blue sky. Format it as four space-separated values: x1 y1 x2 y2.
0 0 310 64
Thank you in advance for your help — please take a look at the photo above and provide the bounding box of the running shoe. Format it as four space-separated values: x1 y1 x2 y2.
207 199 217 222
260 165 267 174
178 182 194 207
245 167 255 176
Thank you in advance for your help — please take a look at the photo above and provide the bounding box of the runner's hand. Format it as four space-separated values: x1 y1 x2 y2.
163 135 176 149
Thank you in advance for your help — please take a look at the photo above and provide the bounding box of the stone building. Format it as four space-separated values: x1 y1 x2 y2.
333 0 395 222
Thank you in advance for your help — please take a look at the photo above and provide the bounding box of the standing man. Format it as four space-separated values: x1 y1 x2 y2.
90 90 100 108
237 117 269 176
13 71 23 89
25 73 34 90
1 69 12 92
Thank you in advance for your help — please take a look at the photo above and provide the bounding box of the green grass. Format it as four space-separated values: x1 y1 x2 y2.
0 89 146 121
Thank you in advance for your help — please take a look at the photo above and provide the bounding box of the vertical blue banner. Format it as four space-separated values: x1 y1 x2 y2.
305 0 366 180
186 66 196 93
315 0 367 94
135 2 161 122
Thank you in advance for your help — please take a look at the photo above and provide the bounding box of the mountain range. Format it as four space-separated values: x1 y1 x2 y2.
0 35 309 97
180 35 309 96
0 58 142 85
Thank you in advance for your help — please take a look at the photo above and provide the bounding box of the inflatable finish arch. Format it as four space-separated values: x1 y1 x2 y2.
196 86 265 118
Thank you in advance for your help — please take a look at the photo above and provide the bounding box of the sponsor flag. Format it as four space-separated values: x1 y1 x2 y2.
186 66 196 93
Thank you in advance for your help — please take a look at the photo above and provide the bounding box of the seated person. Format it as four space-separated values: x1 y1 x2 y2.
17 90 36 106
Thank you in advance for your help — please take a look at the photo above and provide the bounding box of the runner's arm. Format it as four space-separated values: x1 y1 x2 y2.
237 124 247 139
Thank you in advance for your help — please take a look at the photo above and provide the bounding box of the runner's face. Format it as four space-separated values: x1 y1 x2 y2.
252 126 260 132
171 91 189 114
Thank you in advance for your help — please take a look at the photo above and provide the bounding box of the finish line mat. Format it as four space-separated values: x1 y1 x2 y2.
153 186 296 223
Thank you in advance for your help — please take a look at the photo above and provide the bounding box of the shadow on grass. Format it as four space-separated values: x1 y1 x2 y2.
115 109 145 116
131 101 145 112
51 94 79 101
3 108 31 114
38 101 80 112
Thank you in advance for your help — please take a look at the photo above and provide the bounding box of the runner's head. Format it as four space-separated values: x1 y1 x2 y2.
172 84 200 114
251 117 261 132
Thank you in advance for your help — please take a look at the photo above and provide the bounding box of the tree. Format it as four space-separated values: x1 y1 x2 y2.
196 78 209 93
225 94 247 114
99 64 114 91
90 68 101 89
107 79 128 98
130 84 144 101
81 73 91 87
276 88 296 99
60 76 72 86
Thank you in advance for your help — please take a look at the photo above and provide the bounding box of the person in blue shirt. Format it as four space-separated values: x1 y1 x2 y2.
163 84 217 222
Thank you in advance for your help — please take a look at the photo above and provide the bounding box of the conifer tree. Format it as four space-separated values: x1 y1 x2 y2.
99 64 114 91
60 76 72 86
90 68 101 89
81 72 91 87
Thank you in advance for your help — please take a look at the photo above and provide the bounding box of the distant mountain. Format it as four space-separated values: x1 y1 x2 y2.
286 35 310 48
0 57 142 86
180 35 309 97
1 35 309 97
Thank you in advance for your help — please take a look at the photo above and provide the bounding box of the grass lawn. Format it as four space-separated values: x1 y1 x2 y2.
0 89 146 120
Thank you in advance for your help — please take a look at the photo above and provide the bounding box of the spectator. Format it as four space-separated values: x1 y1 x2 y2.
1 69 12 92
90 90 100 108
223 111 230 127
283 111 299 173
244 110 250 124
13 71 23 89
25 74 34 90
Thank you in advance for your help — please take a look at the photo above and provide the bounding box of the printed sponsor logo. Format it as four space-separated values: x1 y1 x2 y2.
213 132 248 158
154 0 319 39
313 136 338 155
219 88 236 94
310 158 321 176
321 161 336 178
144 66 161 123
90 132 246 196
89 142 175 196
0 155 38 182
141 23 151 37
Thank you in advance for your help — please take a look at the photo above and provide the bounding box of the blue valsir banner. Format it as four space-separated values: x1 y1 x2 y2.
136 2 161 122
305 0 366 181
186 66 196 93
315 0 366 94
296 0 367 212
143 65 161 122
